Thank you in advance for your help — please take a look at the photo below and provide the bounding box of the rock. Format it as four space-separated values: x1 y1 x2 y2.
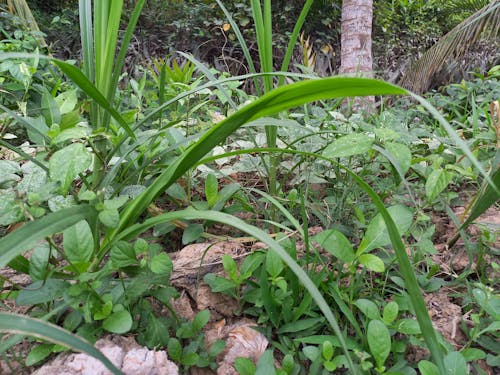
32 336 178 375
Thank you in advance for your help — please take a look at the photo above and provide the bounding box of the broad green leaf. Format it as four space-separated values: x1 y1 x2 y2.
382 301 399 324
395 318 421 334
355 299 381 320
312 229 355 263
0 312 122 375
418 360 440 375
192 310 210 332
358 253 385 272
182 223 204 244
302 345 320 361
323 133 373 159
234 357 256 375
55 89 78 115
205 173 219 207
443 351 467 375
255 350 276 375
425 168 453 202
265 249 283 278
461 348 486 361
240 251 264 278
18 162 47 194
52 127 88 144
150 253 173 275
0 189 23 225
367 320 391 369
41 90 61 126
29 241 51 281
102 310 133 334
278 317 325 334
322 340 334 361
26 343 54 366
204 273 236 295
17 279 68 305
0 160 21 185
357 205 413 254
167 337 182 362
0 205 96 268
63 220 94 265
385 142 412 176
222 254 238 281
98 208 120 228
110 241 138 268
49 143 91 194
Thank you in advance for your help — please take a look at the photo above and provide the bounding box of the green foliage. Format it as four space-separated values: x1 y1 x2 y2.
0 2 498 375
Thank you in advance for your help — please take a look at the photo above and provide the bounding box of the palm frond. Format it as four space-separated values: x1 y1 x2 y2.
400 0 500 93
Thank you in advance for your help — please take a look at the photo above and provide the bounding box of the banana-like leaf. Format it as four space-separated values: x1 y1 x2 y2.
400 1 500 93
0 312 122 375
0 205 96 268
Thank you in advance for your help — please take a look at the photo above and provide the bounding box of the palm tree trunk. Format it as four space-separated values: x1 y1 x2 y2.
340 0 374 110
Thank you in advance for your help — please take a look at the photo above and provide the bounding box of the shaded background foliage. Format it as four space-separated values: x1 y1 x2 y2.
22 0 499 90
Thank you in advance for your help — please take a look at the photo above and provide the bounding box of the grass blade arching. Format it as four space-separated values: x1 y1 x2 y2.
0 312 122 375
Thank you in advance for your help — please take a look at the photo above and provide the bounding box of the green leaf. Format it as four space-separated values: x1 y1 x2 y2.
418 360 440 375
0 189 23 225
204 273 237 295
222 254 238 281
355 299 381 320
150 253 173 275
41 89 61 126
234 357 256 375
49 143 91 194
55 89 78 115
26 343 55 366
205 173 219 208
385 142 412 176
29 241 51 281
0 205 96 268
0 312 122 374
255 350 276 375
102 310 132 334
358 205 413 254
382 301 399 325
17 279 68 305
443 351 467 375
461 348 486 361
265 249 283 278
52 127 88 144
98 208 120 228
367 320 391 370
18 162 47 194
425 169 453 202
278 317 325 334
322 340 334 361
192 310 210 332
312 230 355 263
395 318 421 334
323 133 373 159
167 337 182 362
358 254 385 272
63 220 94 265
110 241 138 268
182 223 204 244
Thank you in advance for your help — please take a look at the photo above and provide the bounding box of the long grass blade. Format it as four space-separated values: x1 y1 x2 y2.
214 0 260 95
110 78 405 236
0 205 96 268
448 166 500 248
0 312 122 375
105 208 359 374
278 0 314 86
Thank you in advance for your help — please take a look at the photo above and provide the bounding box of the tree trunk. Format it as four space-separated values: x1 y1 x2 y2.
340 0 374 110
